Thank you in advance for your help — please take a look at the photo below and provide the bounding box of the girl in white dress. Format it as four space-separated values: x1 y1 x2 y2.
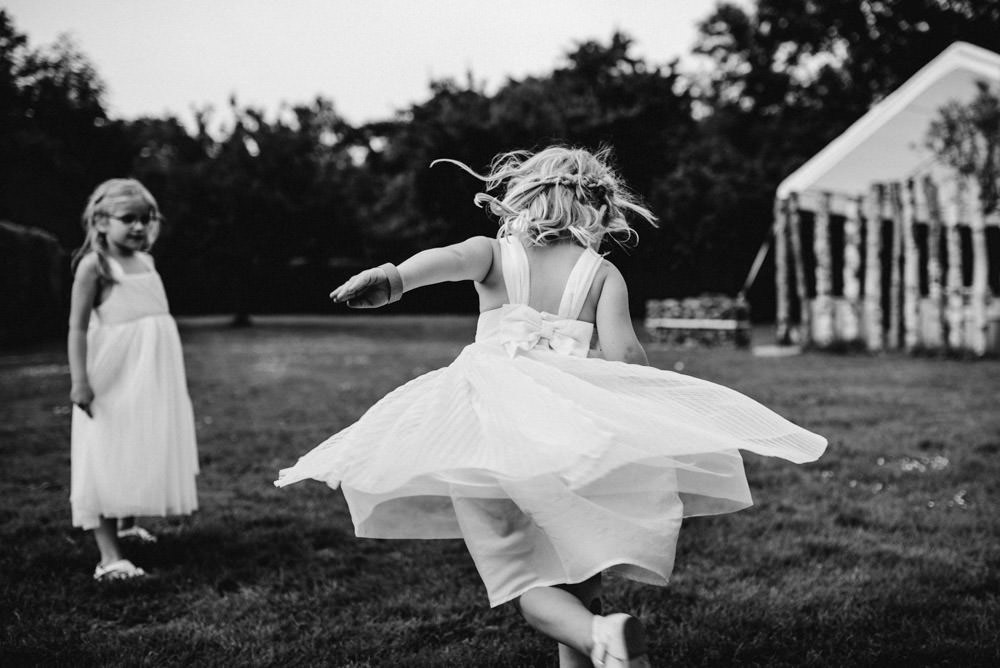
276 147 826 667
68 179 199 581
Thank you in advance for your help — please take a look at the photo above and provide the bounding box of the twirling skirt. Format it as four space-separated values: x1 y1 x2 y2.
277 342 826 606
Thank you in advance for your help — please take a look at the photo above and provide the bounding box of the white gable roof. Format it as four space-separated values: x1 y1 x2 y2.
776 41 1000 205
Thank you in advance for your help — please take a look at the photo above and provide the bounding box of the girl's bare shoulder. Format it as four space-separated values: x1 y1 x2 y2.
596 257 624 292
74 252 101 278
466 235 498 251
477 236 501 284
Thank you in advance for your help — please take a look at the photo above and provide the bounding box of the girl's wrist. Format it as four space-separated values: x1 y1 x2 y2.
377 263 404 303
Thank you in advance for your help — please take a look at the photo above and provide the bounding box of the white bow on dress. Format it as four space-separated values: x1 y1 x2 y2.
497 303 593 358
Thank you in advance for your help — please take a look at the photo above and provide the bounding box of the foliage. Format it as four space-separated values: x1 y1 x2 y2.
679 0 1000 308
4 3 1000 324
355 33 696 309
0 221 65 346
694 0 1000 125
177 98 358 321
1 317 999 665
927 80 1000 214
0 11 128 244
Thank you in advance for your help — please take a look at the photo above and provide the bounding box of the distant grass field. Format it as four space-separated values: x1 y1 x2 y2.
1 315 998 667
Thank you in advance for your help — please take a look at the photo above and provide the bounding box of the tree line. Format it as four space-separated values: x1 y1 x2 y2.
3 1 999 329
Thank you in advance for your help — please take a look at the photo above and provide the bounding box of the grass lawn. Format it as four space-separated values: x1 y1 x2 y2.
2 315 998 667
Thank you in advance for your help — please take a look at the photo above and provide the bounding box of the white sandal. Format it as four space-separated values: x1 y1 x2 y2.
117 525 158 543
93 558 146 582
591 613 651 668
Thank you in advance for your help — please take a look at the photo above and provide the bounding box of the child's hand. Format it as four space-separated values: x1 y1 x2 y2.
70 382 94 417
330 268 391 308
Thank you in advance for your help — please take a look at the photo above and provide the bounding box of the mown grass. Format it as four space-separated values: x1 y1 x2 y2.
1 315 998 667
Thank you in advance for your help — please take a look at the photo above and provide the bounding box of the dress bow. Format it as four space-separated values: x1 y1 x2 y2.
497 304 593 358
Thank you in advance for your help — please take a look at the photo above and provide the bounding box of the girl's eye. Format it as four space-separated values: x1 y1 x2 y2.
112 214 156 224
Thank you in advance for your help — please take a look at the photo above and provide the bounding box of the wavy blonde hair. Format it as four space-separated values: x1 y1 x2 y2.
71 178 161 283
432 145 656 248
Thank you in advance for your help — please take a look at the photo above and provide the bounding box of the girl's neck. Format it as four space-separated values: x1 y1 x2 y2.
104 245 150 275
106 243 137 261
531 238 590 253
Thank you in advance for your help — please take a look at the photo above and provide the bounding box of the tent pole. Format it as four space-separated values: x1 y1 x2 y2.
813 191 834 346
863 184 884 351
842 195 862 343
969 178 989 356
921 175 945 349
774 197 791 344
788 192 811 347
943 177 965 351
902 179 922 352
887 182 904 349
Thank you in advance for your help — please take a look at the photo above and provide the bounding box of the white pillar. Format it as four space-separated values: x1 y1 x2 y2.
863 184 884 351
788 192 811 347
920 175 945 349
943 177 965 351
902 180 922 351
841 195 862 343
813 191 834 346
774 197 791 344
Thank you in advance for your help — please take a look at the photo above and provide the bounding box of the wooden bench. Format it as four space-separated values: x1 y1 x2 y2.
644 297 751 348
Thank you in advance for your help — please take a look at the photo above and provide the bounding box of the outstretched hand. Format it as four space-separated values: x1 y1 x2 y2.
330 268 391 308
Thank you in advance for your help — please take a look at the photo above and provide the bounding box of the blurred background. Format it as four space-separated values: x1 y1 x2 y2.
3 0 1000 342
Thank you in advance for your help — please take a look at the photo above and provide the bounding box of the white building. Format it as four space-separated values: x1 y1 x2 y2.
773 41 1000 355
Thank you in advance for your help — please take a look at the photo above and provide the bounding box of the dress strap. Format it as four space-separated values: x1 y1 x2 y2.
557 248 603 320
499 236 530 305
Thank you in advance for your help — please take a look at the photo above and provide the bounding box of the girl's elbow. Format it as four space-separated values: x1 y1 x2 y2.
602 342 647 365
625 345 648 366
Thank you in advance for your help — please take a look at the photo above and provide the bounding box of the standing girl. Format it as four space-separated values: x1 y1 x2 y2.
68 178 199 581
276 147 826 667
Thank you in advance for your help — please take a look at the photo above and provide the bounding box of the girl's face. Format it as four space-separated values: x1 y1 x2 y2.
97 195 156 255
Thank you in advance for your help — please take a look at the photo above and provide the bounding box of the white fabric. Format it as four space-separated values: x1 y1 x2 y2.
276 238 826 606
496 303 593 358
498 236 530 305
489 237 598 358
71 254 199 530
555 242 603 319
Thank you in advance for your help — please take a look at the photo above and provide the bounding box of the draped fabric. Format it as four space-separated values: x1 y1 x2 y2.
277 238 826 606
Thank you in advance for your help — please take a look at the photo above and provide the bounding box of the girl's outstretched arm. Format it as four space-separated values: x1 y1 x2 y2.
67 254 100 416
595 264 648 365
332 236 494 308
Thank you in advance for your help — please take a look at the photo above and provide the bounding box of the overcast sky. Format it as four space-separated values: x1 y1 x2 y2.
5 0 737 126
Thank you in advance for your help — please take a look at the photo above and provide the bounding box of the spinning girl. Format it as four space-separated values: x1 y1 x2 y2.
276 146 826 667
68 179 199 581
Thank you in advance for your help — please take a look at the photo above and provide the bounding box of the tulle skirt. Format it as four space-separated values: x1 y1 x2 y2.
71 315 199 530
277 342 826 606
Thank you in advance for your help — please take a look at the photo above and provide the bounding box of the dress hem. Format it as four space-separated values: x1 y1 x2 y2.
484 557 672 608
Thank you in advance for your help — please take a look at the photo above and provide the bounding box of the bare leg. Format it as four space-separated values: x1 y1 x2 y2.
518 575 602 665
93 516 124 565
558 641 594 668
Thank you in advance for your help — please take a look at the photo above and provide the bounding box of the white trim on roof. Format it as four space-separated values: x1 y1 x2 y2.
777 41 1000 200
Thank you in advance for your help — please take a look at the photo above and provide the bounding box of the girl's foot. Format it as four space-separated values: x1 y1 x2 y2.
591 613 650 668
117 525 157 543
93 558 146 582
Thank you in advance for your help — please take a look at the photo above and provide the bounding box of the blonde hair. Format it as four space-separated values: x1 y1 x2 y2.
71 178 161 283
432 145 656 248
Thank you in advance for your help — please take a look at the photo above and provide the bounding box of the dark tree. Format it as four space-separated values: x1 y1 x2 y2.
0 11 127 246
